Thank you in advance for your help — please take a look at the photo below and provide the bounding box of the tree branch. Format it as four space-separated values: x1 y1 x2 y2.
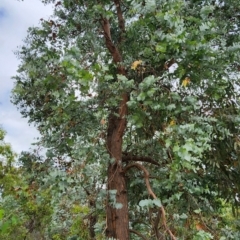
154 209 165 240
113 0 125 43
100 16 122 63
129 229 149 240
123 163 176 240
100 13 128 159
123 163 157 198
122 153 160 166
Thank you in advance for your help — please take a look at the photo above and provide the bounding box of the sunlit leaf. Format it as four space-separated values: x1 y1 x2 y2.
182 77 191 87
131 60 142 70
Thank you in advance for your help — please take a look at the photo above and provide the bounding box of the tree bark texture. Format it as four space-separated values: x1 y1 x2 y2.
106 160 129 239
102 1 129 238
106 99 129 239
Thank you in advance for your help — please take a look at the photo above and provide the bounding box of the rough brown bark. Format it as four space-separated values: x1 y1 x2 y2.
106 161 129 239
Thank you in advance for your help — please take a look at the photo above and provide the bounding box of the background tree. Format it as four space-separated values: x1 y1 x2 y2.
0 128 18 197
0 140 98 240
0 135 53 240
12 0 240 239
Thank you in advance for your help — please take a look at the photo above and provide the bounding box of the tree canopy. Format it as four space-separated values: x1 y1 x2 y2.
9 0 240 239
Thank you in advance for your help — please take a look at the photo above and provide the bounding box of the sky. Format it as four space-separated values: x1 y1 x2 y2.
0 0 53 153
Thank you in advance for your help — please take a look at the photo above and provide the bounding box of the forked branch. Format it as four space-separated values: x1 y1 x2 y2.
100 5 128 156
124 163 176 240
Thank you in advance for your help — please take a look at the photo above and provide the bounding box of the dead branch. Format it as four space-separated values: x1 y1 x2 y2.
123 163 176 240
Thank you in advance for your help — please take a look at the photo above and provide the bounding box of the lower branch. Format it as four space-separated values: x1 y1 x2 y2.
130 229 148 240
124 163 176 240
154 209 165 240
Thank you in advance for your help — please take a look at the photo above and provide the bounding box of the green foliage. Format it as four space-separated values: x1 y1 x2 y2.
139 198 161 208
193 230 214 240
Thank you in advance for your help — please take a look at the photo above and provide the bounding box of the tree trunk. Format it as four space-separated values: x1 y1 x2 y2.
106 162 129 239
101 1 129 236
106 111 129 239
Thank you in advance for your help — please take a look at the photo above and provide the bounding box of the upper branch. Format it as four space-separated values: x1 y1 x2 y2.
113 0 125 43
100 16 122 63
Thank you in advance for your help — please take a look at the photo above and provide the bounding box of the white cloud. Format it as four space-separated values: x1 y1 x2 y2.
0 0 53 73
0 0 53 153
1 109 39 154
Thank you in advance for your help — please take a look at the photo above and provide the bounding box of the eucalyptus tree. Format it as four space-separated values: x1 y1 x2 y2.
12 0 240 239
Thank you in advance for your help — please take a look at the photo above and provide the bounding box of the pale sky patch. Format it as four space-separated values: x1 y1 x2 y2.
0 0 53 153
